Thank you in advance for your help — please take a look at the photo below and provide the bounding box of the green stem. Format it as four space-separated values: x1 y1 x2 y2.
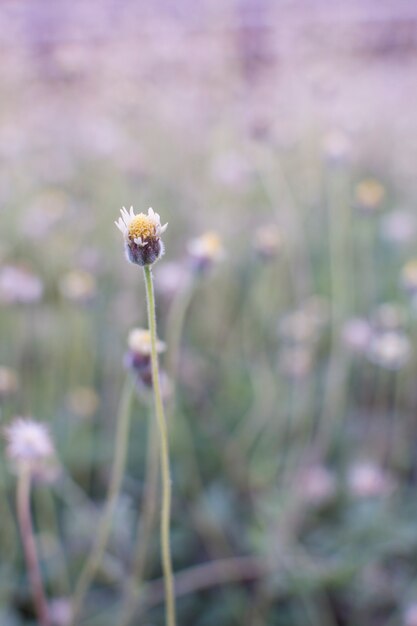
71 378 134 623
17 465 51 626
166 274 194 382
119 417 159 626
143 264 176 626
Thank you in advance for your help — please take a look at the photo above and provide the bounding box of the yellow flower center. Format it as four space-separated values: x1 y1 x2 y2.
200 232 222 255
355 179 385 208
128 214 156 241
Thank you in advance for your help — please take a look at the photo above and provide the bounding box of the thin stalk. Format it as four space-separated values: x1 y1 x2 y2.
143 264 176 626
166 273 194 381
71 378 134 623
166 274 232 559
119 417 159 626
17 465 50 626
34 487 71 598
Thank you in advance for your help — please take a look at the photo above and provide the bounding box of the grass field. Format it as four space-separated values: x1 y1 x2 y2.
2 3 417 625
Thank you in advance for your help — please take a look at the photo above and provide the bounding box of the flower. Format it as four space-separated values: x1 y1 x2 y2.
115 206 168 266
187 231 224 272
66 386 100 419
253 224 283 260
59 270 97 304
0 265 44 305
128 328 166 357
380 209 416 246
401 259 417 294
367 331 411 370
124 328 171 399
4 417 55 470
347 461 394 498
342 318 372 353
322 130 351 165
355 178 386 214
125 327 166 379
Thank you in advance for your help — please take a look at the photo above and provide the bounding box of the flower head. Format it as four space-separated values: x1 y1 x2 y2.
4 417 55 471
115 206 168 266
355 178 386 214
125 327 166 376
187 231 224 272
128 328 166 357
125 328 171 400
253 224 282 261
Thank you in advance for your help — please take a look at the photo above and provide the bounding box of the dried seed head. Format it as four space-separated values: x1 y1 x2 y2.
115 206 168 266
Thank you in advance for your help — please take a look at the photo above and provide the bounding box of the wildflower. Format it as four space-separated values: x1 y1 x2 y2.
253 224 282 260
125 327 166 374
401 259 417 294
0 265 44 305
355 178 386 214
187 231 224 272
322 130 351 165
59 270 97 304
367 331 411 370
66 387 100 419
115 206 168 266
372 303 406 332
342 318 372 353
4 417 55 471
380 209 416 246
347 461 394 498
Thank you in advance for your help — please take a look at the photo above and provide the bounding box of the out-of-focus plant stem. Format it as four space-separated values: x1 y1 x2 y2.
17 464 51 626
118 417 159 626
71 377 134 623
144 264 176 626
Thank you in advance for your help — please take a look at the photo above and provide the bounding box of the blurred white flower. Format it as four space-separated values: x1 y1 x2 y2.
380 209 416 246
59 270 97 304
348 461 394 498
0 265 43 304
4 417 55 469
367 331 411 370
128 328 166 357
342 318 372 353
187 231 224 272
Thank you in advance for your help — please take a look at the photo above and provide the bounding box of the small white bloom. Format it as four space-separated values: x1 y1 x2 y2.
128 328 166 356
115 207 168 266
4 417 55 467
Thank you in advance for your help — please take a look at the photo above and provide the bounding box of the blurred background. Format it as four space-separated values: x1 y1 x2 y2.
2 0 417 624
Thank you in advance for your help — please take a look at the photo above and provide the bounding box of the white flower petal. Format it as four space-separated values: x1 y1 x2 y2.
160 222 168 233
115 218 127 234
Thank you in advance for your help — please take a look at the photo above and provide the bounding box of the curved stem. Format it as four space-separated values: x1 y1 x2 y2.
17 465 51 626
143 264 176 626
71 378 134 623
